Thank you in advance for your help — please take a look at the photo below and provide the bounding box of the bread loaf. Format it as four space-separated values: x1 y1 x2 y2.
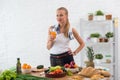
78 67 97 77
100 70 111 77
91 74 104 80
71 75 84 80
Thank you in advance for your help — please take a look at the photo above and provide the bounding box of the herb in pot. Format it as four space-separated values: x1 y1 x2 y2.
95 54 103 59
105 32 113 38
95 10 104 16
90 33 101 38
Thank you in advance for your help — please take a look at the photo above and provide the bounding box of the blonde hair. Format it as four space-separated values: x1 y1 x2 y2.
57 7 70 38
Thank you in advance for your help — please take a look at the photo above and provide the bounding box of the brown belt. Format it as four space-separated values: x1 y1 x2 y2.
50 51 71 59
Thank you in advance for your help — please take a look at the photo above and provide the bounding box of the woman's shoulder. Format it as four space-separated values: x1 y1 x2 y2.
69 26 76 32
69 26 76 40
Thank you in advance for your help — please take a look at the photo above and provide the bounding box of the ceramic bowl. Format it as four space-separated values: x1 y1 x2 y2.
22 69 31 74
65 68 79 73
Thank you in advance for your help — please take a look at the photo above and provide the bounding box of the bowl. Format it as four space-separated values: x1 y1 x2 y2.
45 72 66 78
22 69 31 74
65 68 79 73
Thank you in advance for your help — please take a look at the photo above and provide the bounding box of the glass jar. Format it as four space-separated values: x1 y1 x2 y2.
105 55 112 63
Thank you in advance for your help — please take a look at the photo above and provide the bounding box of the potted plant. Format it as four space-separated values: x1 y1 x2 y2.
105 14 112 20
95 10 104 16
90 33 101 42
88 13 93 21
85 46 95 68
105 55 111 63
105 32 114 42
95 10 104 20
98 37 108 42
95 53 103 64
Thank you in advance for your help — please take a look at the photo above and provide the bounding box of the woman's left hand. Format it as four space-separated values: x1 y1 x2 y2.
72 51 77 56
68 48 77 56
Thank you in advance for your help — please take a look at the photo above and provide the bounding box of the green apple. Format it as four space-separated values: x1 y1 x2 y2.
49 67 56 72
55 66 61 69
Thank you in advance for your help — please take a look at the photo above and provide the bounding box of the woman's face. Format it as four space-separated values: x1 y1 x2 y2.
56 10 68 24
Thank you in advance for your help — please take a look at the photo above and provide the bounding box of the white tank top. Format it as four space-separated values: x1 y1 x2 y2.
50 24 74 54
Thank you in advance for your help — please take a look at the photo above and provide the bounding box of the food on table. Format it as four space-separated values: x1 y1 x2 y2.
78 67 100 77
78 67 111 79
22 63 32 74
48 66 64 74
45 66 66 78
64 61 79 73
100 70 111 77
78 67 94 77
22 63 31 69
66 70 73 76
91 74 104 80
0 70 16 80
70 75 84 80
68 61 78 68
16 74 52 80
36 65 44 69
64 63 71 68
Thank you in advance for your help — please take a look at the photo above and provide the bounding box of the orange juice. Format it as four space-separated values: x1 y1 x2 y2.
50 31 56 39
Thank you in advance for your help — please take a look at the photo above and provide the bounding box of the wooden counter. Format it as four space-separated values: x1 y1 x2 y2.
30 71 73 80
30 71 111 80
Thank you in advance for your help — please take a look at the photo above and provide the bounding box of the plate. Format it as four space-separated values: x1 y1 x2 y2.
31 68 46 72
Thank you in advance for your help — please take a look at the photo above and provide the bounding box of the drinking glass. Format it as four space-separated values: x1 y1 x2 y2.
50 27 57 39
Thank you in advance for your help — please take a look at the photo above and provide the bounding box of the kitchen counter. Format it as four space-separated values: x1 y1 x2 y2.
30 72 71 80
30 71 111 80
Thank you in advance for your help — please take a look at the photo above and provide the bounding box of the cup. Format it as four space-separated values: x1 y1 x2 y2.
50 27 57 39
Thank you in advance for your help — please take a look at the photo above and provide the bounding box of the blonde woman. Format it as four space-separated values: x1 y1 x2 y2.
47 7 85 66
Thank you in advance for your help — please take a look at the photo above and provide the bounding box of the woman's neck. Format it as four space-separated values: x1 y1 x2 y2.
59 24 65 33
59 23 65 28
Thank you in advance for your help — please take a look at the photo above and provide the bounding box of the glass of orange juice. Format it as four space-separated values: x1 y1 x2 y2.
50 27 57 39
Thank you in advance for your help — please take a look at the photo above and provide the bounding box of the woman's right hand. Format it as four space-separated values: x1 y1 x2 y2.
48 26 56 42
47 26 56 50
48 35 55 42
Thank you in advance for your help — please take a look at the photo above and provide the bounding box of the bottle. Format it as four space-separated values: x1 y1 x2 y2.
16 58 22 74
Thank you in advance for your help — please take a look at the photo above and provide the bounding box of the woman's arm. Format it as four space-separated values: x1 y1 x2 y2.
47 27 55 50
72 27 85 55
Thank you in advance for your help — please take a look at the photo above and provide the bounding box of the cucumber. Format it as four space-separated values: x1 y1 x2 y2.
16 74 52 80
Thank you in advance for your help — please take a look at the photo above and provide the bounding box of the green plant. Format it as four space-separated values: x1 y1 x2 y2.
0 70 16 80
105 32 113 38
95 10 104 16
95 54 103 59
90 33 101 38
86 46 95 61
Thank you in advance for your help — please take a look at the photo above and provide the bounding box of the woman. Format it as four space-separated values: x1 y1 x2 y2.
47 7 85 66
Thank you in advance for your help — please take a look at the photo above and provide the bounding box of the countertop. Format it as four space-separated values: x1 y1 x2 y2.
29 71 111 80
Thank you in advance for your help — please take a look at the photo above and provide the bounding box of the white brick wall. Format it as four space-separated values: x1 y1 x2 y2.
0 0 120 78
